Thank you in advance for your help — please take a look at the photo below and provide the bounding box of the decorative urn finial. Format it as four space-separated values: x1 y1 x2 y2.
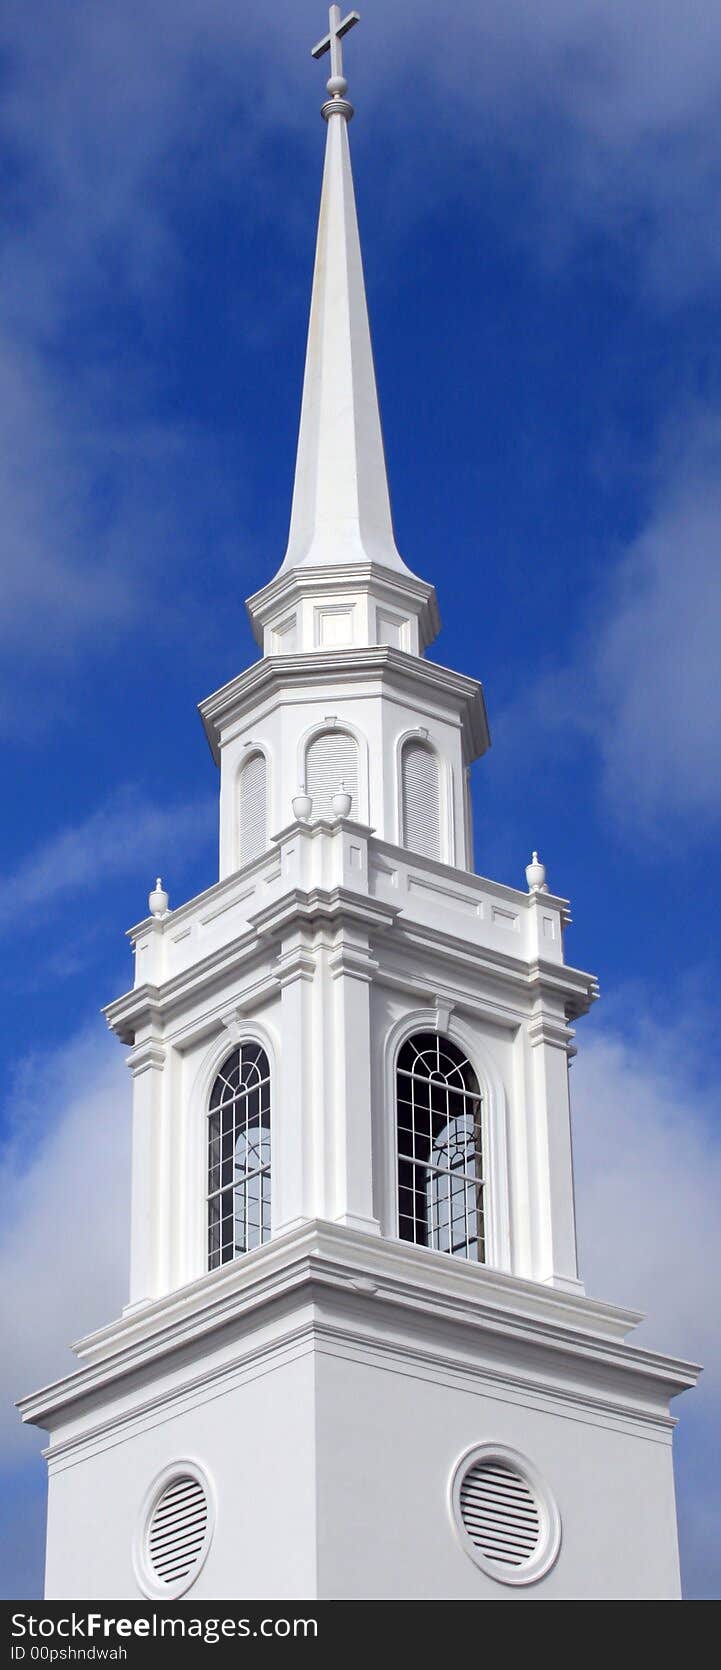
292 788 313 822
525 851 548 893
332 781 353 818
149 877 169 918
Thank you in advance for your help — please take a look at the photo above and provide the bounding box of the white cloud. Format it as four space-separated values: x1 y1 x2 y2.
572 1006 721 1596
0 323 248 733
1 1030 130 1465
0 336 132 659
593 421 721 827
4 0 721 307
527 412 721 833
573 1010 721 1378
3 1 721 723
0 788 214 933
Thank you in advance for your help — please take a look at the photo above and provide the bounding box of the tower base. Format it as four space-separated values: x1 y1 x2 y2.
19 1222 697 1600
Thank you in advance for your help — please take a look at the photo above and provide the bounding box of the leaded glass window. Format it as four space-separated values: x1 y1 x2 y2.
207 1043 271 1270
396 1031 484 1263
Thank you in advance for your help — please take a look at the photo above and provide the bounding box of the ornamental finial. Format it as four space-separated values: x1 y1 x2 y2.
525 852 548 893
311 6 360 121
149 877 170 918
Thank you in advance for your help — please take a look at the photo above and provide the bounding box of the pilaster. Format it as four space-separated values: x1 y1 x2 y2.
526 1004 581 1292
273 925 316 1235
125 1037 167 1309
329 921 380 1233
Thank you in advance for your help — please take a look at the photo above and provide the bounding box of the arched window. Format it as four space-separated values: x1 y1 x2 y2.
396 1031 484 1263
238 752 267 865
401 740 441 860
305 729 359 820
207 1043 271 1270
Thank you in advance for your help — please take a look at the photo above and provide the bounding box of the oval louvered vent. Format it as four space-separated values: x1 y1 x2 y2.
460 1459 541 1570
239 751 267 865
401 740 440 859
305 730 359 821
147 1475 209 1588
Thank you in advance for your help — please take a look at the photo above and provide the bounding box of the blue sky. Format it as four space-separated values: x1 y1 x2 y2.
1 0 719 1599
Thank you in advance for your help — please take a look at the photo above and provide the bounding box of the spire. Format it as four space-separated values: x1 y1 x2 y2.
278 8 414 578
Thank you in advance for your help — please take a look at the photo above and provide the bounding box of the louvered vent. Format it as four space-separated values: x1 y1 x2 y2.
459 1460 541 1569
147 1475 209 1587
239 752 267 865
401 740 440 859
305 730 359 820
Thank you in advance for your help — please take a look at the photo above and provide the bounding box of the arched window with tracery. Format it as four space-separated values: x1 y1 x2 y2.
401 740 441 859
396 1031 484 1263
305 728 359 820
238 751 267 866
207 1043 271 1270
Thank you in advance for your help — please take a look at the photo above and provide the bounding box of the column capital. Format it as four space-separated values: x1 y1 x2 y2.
126 1039 166 1077
527 1014 576 1053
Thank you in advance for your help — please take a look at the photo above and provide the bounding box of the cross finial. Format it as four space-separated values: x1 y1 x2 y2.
311 7 360 118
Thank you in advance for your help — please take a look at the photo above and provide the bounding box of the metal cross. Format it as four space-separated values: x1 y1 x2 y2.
311 6 360 82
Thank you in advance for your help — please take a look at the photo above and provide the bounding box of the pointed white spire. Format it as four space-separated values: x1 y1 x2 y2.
278 13 414 578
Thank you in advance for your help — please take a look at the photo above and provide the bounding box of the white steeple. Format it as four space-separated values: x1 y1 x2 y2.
19 9 698 1607
247 6 437 654
279 14 413 579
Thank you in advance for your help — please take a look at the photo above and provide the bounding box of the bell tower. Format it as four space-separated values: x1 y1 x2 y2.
20 9 698 1601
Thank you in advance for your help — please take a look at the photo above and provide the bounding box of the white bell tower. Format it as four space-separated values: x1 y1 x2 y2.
20 9 698 1601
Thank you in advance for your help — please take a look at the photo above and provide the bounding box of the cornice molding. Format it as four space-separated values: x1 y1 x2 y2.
103 933 275 1045
105 877 596 1048
40 1315 682 1479
249 883 400 944
125 831 570 959
275 946 317 990
245 559 440 651
391 919 597 1021
125 1039 166 1077
328 941 379 983
18 1222 699 1450
527 1014 577 1052
198 645 489 766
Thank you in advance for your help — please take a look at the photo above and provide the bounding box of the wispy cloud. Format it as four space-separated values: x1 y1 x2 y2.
0 325 249 734
5 1 721 308
534 411 721 834
0 336 132 656
1 1030 130 1471
0 788 214 934
573 999 721 1598
3 2 721 726
592 418 721 826
574 1003 721 1375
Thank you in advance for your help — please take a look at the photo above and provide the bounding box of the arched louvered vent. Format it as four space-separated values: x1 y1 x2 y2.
401 740 441 859
305 730 359 821
459 1459 541 1570
147 1475 209 1588
239 751 267 865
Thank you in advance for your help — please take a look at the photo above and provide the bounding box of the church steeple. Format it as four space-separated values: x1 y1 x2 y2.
247 6 438 654
279 8 413 578
19 8 698 1606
